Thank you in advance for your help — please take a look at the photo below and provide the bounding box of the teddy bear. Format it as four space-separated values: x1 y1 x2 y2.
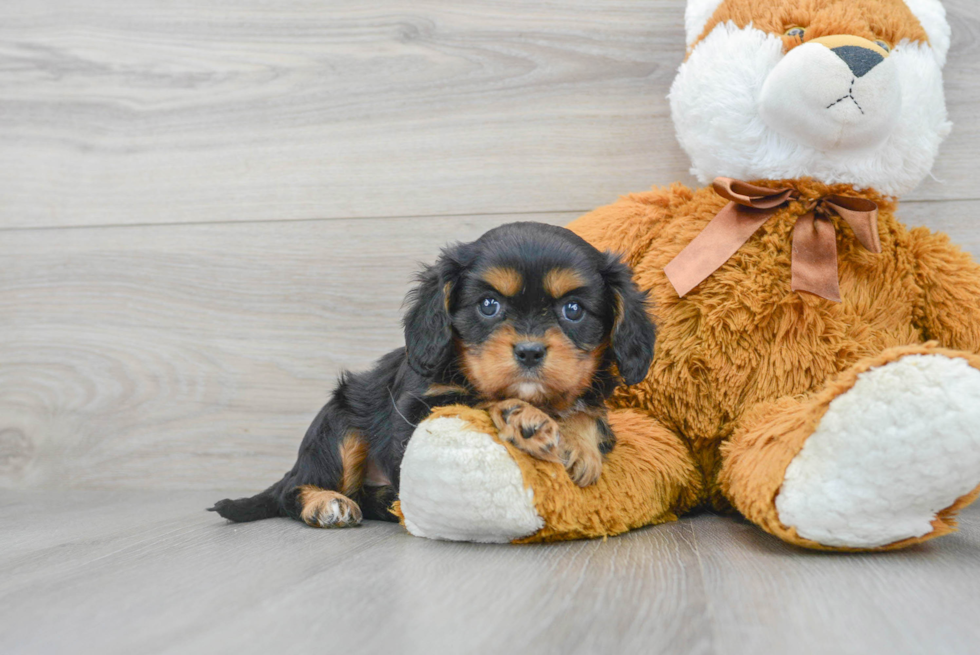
391 0 980 550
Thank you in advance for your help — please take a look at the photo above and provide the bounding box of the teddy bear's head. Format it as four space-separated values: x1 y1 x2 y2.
670 0 951 196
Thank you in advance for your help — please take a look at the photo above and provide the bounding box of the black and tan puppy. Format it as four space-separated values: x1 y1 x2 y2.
209 222 655 528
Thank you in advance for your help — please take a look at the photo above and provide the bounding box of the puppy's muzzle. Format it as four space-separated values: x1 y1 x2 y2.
513 341 547 370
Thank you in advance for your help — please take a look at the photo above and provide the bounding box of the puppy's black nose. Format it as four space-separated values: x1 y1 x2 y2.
832 45 883 78
514 342 546 368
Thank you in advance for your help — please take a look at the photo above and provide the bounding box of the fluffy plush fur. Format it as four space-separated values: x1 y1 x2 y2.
567 180 980 546
395 405 701 543
397 0 980 550
209 222 655 528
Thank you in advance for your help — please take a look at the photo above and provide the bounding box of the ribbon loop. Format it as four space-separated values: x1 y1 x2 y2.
664 178 881 303
713 177 795 209
823 196 881 254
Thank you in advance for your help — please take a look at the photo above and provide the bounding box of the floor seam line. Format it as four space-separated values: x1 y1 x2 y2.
0 208 590 234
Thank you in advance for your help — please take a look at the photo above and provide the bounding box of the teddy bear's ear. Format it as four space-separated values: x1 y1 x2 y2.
601 253 656 386
685 0 724 47
903 0 951 67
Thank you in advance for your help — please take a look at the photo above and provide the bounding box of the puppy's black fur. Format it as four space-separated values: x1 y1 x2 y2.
209 222 655 527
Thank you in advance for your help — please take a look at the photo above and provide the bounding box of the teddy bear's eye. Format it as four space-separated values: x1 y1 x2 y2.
875 40 891 52
785 26 805 39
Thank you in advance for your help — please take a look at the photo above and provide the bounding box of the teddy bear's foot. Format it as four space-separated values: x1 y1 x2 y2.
722 346 980 551
775 353 980 548
396 405 701 543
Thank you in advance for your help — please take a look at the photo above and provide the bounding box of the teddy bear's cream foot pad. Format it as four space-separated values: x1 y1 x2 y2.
776 354 980 548
398 416 544 543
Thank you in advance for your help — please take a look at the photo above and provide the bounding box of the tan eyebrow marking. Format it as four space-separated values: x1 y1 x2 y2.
482 266 523 296
544 267 586 298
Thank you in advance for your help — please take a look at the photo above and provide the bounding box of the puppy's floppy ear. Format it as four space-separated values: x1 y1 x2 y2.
403 244 469 377
601 252 656 386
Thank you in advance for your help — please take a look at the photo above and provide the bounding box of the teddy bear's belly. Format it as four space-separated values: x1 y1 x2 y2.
618 259 924 459
615 293 922 506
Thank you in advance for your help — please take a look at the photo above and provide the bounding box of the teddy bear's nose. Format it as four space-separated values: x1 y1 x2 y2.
831 45 884 78
808 35 890 78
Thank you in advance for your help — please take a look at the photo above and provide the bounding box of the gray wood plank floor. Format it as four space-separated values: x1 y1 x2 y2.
2 491 978 655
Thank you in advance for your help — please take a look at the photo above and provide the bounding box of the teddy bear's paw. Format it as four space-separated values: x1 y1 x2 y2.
399 414 544 543
776 354 980 548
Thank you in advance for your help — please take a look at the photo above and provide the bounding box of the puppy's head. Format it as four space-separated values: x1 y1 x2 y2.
403 222 655 409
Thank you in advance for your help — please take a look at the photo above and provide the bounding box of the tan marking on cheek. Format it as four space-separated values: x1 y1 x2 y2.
691 0 928 54
338 432 369 496
544 267 587 299
540 328 601 411
482 267 523 297
461 325 521 399
463 325 602 409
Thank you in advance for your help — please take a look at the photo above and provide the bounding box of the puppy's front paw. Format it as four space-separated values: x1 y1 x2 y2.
563 445 603 487
488 400 562 463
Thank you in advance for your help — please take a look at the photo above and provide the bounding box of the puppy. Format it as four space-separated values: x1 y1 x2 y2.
209 222 655 528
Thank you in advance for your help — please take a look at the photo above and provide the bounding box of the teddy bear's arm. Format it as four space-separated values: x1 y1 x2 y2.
909 226 980 354
567 185 683 268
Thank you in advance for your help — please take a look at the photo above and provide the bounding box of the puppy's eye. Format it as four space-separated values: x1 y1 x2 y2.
875 40 891 53
785 26 805 39
561 301 584 322
478 297 500 318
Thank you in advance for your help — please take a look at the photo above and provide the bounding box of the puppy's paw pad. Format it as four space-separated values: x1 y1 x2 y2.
298 487 362 528
520 422 539 440
490 400 562 463
517 420 561 463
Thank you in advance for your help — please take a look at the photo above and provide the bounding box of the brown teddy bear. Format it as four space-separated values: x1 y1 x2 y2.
393 0 980 550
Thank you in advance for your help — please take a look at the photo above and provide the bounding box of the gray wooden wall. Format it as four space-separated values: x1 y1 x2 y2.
2 0 978 491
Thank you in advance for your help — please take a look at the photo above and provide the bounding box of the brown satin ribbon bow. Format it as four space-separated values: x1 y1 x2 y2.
663 177 881 302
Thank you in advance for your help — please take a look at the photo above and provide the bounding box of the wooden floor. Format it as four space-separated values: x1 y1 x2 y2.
2 492 979 655
2 1 980 653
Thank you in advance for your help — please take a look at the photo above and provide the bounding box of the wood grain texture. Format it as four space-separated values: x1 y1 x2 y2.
1 202 977 491
2 491 978 655
0 0 977 230
0 490 711 655
693 508 980 655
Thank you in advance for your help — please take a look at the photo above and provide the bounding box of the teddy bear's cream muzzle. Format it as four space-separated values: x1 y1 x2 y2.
759 35 902 152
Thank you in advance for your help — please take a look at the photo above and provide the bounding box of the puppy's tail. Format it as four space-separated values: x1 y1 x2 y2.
208 485 283 523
